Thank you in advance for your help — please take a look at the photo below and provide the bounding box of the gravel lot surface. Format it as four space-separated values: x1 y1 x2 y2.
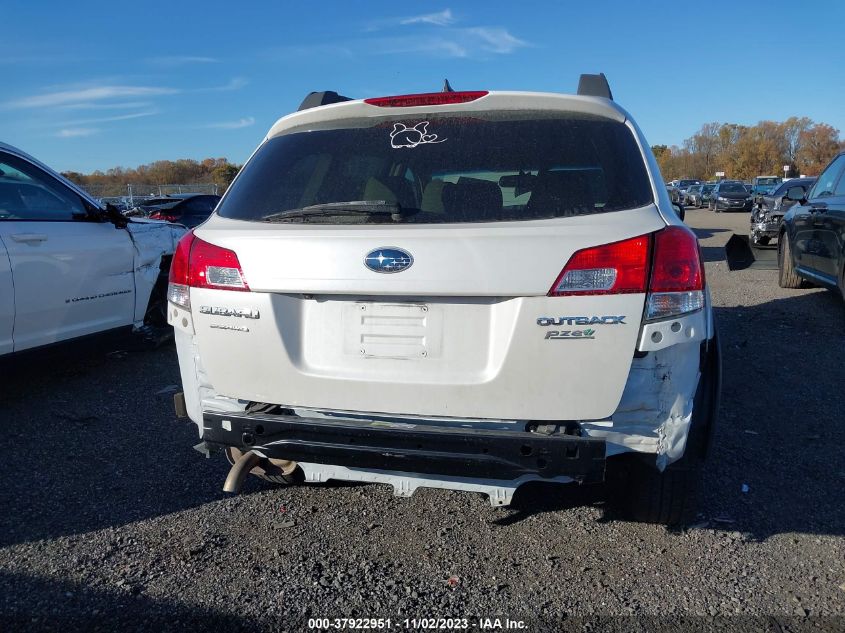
1 209 843 632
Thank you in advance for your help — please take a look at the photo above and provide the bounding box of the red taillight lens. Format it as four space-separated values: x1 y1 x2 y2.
649 226 704 292
549 234 651 296
187 237 249 291
151 212 178 222
364 91 489 107
646 226 705 320
167 232 248 309
168 230 195 286
547 227 705 321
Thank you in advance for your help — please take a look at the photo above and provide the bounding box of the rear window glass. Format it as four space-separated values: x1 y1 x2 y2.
217 113 653 224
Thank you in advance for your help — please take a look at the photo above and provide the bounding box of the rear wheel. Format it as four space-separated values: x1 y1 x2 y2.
778 233 804 288
143 270 169 328
608 457 700 525
137 268 173 348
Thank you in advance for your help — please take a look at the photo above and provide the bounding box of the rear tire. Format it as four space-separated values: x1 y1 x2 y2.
778 233 804 288
607 456 700 525
143 270 169 328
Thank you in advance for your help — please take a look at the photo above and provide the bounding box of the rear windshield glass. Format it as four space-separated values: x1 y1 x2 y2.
217 113 653 224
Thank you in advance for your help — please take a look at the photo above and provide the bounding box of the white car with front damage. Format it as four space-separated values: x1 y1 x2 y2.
0 142 185 356
169 76 721 525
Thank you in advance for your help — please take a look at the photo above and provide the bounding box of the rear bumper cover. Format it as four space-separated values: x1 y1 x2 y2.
202 411 606 483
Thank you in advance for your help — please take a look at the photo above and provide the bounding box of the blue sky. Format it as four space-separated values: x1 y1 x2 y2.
2 0 843 173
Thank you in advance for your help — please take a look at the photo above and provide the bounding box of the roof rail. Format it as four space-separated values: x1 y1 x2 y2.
577 73 613 100
297 91 353 111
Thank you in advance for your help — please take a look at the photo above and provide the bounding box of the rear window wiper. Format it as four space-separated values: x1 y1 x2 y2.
261 200 420 223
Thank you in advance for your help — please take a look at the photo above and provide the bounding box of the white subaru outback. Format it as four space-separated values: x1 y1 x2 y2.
169 76 720 525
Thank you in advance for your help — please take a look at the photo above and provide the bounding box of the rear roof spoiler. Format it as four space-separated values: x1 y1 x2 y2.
297 91 353 111
298 78 612 110
577 73 613 100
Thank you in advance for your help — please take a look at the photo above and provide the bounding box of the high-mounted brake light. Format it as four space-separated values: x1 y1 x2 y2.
549 234 651 296
364 91 489 108
167 232 248 309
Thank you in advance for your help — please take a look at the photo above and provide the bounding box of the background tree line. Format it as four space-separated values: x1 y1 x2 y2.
652 117 843 182
62 158 241 197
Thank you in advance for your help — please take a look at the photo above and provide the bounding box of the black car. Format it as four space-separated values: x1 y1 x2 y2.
145 194 221 228
699 183 716 208
709 181 753 212
750 177 816 246
779 152 845 296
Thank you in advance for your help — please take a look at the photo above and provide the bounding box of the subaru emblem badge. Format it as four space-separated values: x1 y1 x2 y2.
364 248 413 274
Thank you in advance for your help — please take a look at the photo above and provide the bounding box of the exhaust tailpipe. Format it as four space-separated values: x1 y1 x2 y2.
223 450 262 493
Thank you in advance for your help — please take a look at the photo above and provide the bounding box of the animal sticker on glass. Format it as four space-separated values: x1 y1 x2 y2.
389 122 446 149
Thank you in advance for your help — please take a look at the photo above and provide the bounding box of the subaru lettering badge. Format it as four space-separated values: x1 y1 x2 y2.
364 247 413 274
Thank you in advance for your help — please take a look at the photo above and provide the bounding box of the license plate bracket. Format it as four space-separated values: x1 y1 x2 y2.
343 302 442 359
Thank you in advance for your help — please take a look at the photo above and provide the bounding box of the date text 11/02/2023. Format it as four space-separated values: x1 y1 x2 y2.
307 618 527 630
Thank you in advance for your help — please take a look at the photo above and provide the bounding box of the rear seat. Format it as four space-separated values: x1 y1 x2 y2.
526 170 597 217
419 177 504 220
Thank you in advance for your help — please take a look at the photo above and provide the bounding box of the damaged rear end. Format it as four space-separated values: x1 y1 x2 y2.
168 88 719 523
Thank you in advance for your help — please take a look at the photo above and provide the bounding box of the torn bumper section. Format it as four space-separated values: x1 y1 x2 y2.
581 340 703 470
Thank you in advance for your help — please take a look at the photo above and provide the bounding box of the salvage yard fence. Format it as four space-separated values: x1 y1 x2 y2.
80 182 220 204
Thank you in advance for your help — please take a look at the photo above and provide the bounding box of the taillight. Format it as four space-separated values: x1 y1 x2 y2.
547 226 705 321
151 212 178 222
364 91 488 107
549 234 651 296
646 226 704 320
167 232 248 309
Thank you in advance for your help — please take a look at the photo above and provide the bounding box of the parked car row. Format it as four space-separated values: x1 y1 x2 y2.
669 176 787 211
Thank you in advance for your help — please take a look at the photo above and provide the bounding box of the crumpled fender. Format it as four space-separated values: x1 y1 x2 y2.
125 220 187 326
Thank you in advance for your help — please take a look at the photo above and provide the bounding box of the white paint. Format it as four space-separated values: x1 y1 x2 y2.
294 462 574 507
0 142 185 355
1 220 136 352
